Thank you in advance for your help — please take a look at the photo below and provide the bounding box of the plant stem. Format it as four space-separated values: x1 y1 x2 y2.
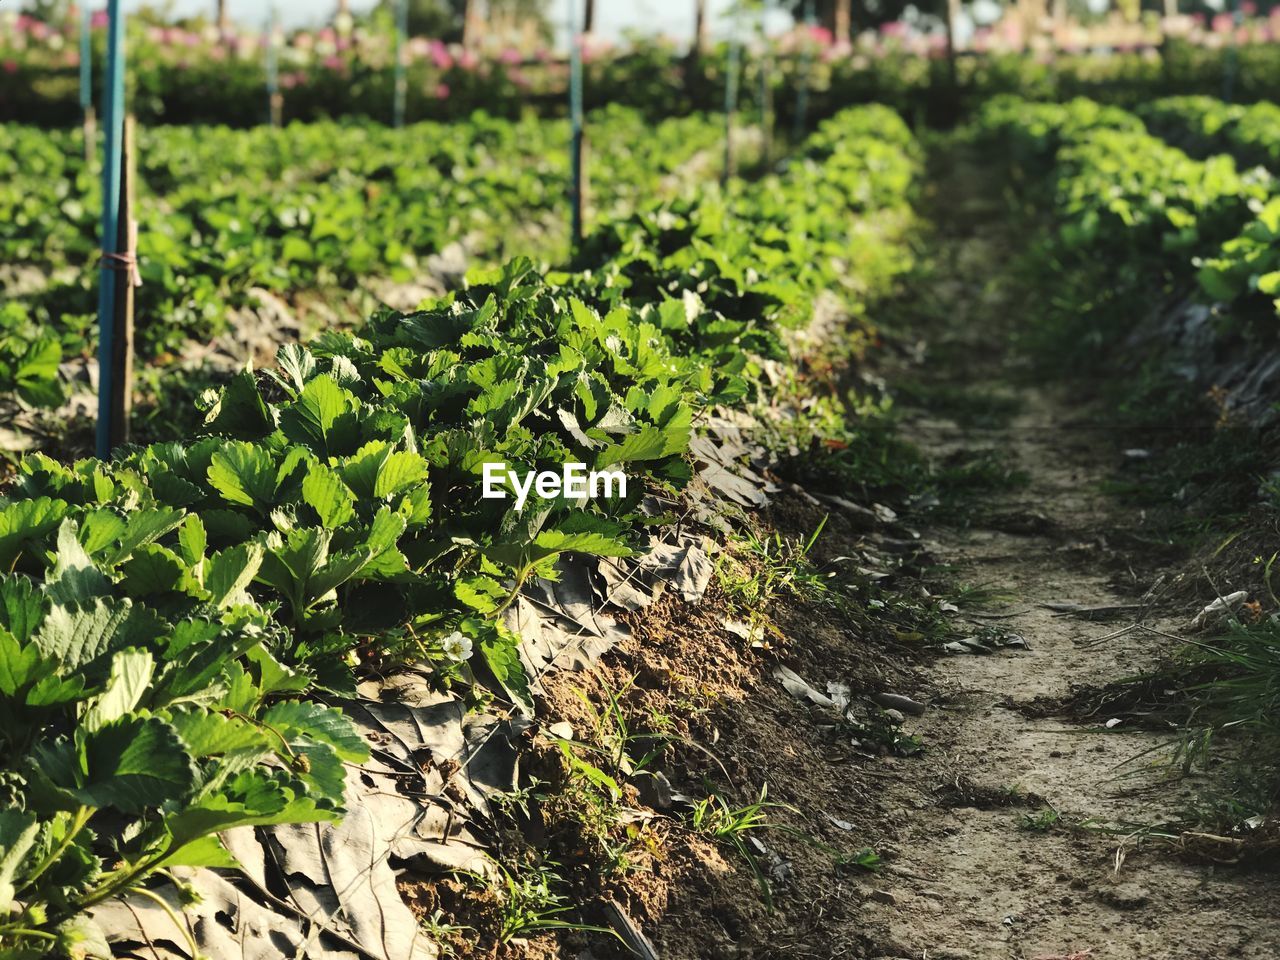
16 805 92 896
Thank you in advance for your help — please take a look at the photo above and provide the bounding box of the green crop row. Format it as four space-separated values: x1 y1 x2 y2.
974 96 1278 331
0 103 919 956
1140 95 1280 172
1138 96 1280 322
0 106 728 420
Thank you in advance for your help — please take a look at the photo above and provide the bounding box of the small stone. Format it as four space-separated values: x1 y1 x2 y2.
883 708 907 724
868 889 897 906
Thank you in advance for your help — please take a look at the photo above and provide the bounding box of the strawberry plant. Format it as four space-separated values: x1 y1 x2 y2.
0 103 922 951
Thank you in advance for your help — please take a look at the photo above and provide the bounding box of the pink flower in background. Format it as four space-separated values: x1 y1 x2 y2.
281 71 306 89
181 31 200 47
429 39 452 69
880 21 907 38
91 11 108 29
336 37 351 51
64 50 80 67
146 26 165 43
1243 1 1258 14
2 60 17 75
809 25 833 45
434 82 450 99
29 20 49 40
499 46 520 65
1212 13 1233 32
458 48 478 70
323 54 343 70
293 32 314 50
318 28 336 44
509 68 529 89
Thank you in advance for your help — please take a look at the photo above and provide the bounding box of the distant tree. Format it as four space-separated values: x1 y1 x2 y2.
694 0 709 52
774 0 912 38
371 0 550 43
21 0 72 22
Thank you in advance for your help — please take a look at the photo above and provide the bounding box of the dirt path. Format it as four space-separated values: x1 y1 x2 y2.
855 147 1280 960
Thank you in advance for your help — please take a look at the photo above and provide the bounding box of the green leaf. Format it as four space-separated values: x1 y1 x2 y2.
82 648 155 732
302 464 357 528
204 369 273 439
119 545 185 597
34 597 165 674
74 716 198 813
164 706 272 757
0 575 46 643
202 541 265 608
261 700 369 762
0 497 67 570
177 514 207 566
276 343 318 395
152 834 240 871
46 520 111 607
279 375 358 455
0 809 39 910
374 450 430 500
597 425 668 467
208 441 279 511
104 508 186 565
0 629 43 697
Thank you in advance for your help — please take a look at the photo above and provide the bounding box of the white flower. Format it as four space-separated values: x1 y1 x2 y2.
440 631 473 663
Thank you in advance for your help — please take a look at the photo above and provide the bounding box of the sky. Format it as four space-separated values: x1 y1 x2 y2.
103 0 787 40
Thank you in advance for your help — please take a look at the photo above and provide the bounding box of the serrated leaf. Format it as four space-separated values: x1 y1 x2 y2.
34 597 165 674
279 374 358 455
0 497 68 570
302 464 357 528
46 520 111 606
203 541 265 608
261 700 369 762
0 575 46 643
597 425 668 467
0 808 40 906
74 716 198 813
208 441 278 511
119 545 185 597
374 450 429 500
83 648 154 732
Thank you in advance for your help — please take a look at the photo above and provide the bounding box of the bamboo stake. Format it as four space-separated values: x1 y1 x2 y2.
109 115 137 451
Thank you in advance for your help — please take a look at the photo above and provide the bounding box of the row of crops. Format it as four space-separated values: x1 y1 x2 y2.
0 105 730 440
973 93 1280 333
0 104 920 955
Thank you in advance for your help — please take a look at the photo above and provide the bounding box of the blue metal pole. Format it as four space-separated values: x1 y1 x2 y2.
568 0 584 247
394 0 409 127
95 0 125 459
79 4 92 111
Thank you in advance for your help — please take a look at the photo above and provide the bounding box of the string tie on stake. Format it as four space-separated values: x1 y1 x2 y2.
98 220 142 288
